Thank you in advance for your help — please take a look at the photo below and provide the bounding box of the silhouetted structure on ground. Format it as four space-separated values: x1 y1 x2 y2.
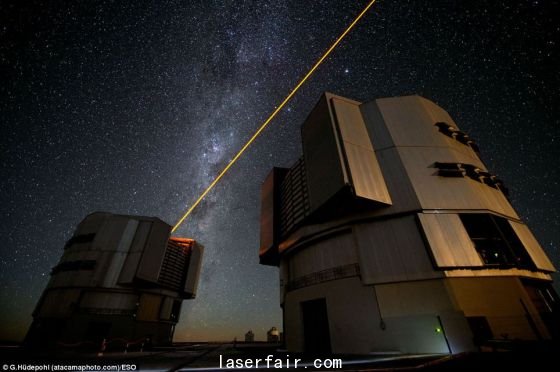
25 212 203 348
267 326 280 342
245 330 255 342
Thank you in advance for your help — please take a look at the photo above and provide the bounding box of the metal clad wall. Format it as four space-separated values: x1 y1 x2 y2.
331 97 371 148
375 96 440 148
302 95 346 213
92 251 114 287
373 95 516 217
359 100 395 150
80 292 137 310
103 219 139 287
283 277 382 354
184 243 204 297
76 213 109 236
509 221 556 272
159 297 173 320
354 216 441 284
93 215 128 251
54 250 98 289
417 213 483 268
371 148 422 215
376 279 455 315
360 99 422 215
118 221 152 284
136 221 171 283
447 277 550 340
60 249 97 263
136 293 162 321
418 97 481 163
375 280 473 353
38 289 81 317
288 232 357 280
397 145 517 218
331 97 391 205
130 221 152 253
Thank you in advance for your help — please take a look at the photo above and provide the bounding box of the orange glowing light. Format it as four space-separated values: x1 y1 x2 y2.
168 237 195 254
171 0 378 233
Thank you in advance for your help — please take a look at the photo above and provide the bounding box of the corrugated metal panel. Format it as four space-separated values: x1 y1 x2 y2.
279 158 310 237
331 97 391 205
136 220 171 283
417 213 484 268
302 94 346 213
354 216 441 284
509 221 556 272
159 238 193 291
184 243 204 298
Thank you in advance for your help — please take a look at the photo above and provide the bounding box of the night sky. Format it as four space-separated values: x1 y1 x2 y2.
1 0 559 342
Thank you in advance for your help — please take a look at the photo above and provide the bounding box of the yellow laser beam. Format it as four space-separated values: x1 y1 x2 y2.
172 0 377 233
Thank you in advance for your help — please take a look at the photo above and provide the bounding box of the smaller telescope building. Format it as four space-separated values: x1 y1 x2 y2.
259 93 558 354
25 212 203 348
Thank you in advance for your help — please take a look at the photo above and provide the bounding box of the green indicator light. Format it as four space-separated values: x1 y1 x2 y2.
435 327 442 333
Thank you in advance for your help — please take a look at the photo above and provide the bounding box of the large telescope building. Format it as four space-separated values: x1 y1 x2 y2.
25 212 203 348
259 93 558 354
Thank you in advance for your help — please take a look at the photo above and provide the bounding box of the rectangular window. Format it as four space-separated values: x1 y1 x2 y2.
433 162 509 196
51 260 96 274
434 162 465 177
64 233 96 249
434 122 480 153
459 214 534 269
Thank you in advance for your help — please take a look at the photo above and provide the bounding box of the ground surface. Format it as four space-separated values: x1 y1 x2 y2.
0 342 557 371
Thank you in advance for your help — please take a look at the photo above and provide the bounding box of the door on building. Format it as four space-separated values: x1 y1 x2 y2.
301 298 331 353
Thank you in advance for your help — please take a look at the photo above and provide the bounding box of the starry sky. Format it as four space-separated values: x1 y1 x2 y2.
1 0 559 342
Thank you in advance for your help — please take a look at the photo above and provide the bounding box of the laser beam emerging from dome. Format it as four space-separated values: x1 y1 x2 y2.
172 0 378 233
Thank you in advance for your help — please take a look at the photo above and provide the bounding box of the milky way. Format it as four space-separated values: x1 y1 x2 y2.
1 0 558 342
